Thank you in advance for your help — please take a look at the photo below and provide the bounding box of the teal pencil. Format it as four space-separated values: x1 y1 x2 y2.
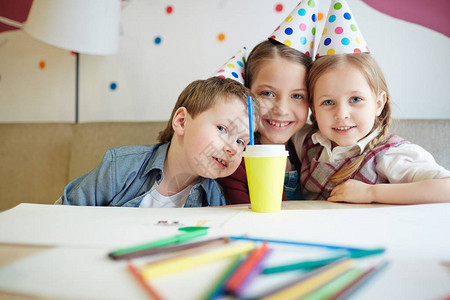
262 255 346 274
262 249 384 274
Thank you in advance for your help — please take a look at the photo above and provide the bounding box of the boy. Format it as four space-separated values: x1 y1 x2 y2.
58 77 259 207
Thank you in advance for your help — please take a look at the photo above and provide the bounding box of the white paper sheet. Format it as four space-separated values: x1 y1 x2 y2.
0 203 243 248
1 203 449 260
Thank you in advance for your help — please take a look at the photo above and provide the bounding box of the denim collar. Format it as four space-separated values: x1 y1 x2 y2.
142 142 169 179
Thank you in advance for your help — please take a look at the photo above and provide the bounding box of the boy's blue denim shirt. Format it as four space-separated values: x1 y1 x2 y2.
61 143 227 207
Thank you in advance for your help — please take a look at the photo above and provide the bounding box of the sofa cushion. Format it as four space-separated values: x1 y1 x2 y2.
68 122 167 181
0 123 73 210
391 119 449 170
0 119 447 212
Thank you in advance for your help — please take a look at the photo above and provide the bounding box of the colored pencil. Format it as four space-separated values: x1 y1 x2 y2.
141 242 256 279
110 237 229 260
229 236 384 253
201 254 244 300
262 255 346 274
248 96 254 145
301 268 365 300
225 242 271 296
108 228 208 258
262 248 384 275
127 261 166 300
260 259 355 300
328 260 389 300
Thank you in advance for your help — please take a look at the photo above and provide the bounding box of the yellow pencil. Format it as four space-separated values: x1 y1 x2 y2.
261 259 355 300
141 242 255 279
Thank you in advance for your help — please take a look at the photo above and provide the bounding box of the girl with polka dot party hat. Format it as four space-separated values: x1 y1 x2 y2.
292 0 450 204
217 0 318 203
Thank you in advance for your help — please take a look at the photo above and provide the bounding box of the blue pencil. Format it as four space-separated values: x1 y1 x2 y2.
247 96 254 145
229 236 384 253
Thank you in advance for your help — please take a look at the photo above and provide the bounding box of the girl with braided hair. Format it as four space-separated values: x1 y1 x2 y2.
293 53 450 204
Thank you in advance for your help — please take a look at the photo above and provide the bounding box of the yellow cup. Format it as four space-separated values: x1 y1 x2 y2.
243 145 288 213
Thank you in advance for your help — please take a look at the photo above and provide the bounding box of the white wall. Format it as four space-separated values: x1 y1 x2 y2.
0 0 449 122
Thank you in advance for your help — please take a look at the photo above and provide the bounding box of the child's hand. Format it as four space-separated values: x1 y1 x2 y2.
328 179 373 204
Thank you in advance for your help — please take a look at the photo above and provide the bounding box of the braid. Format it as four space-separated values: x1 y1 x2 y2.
308 54 392 184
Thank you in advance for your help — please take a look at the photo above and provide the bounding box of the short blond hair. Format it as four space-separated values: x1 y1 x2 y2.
158 77 259 143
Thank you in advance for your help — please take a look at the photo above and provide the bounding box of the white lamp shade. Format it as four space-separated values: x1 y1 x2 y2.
23 0 120 55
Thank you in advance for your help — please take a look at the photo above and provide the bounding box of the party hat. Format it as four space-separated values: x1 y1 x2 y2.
316 0 369 57
214 47 246 85
269 0 319 58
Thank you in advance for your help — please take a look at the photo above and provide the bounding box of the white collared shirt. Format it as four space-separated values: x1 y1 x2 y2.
311 129 380 163
292 125 450 183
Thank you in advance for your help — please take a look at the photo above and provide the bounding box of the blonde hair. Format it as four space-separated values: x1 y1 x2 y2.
158 77 259 143
307 53 391 183
245 39 312 89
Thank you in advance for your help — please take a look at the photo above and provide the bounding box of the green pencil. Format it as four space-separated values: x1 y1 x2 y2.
300 268 365 300
108 228 208 258
200 254 244 300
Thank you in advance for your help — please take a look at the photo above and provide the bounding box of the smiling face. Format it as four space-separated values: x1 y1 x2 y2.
251 57 309 145
312 63 386 147
181 97 250 179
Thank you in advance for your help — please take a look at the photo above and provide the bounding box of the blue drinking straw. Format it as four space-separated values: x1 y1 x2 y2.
248 96 254 145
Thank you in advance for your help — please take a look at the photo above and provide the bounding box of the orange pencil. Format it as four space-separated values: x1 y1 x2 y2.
225 242 270 295
127 261 166 300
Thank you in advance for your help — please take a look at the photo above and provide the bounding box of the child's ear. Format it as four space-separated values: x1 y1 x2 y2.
172 107 188 136
375 91 387 116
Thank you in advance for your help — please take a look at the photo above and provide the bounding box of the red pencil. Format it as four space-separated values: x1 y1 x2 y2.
127 261 166 300
225 242 270 293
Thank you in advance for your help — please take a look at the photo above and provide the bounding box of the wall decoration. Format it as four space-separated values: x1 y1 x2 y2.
0 0 448 122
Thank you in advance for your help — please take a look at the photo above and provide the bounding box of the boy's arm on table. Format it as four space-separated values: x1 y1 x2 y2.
328 177 450 204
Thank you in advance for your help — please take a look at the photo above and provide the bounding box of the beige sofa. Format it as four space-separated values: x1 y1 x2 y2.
0 120 449 212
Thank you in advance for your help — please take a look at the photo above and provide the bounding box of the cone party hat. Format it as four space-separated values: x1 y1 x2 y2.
316 0 369 57
213 47 246 85
269 0 319 58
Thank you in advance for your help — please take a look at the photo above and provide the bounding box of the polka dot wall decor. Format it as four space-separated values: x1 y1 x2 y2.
315 0 369 57
154 36 162 45
110 82 117 91
39 60 46 70
217 33 226 42
275 3 284 12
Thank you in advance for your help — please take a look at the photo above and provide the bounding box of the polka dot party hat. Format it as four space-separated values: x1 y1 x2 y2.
269 0 319 58
214 47 246 85
316 0 369 57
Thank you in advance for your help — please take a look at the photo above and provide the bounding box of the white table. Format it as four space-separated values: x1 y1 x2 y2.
0 202 449 299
